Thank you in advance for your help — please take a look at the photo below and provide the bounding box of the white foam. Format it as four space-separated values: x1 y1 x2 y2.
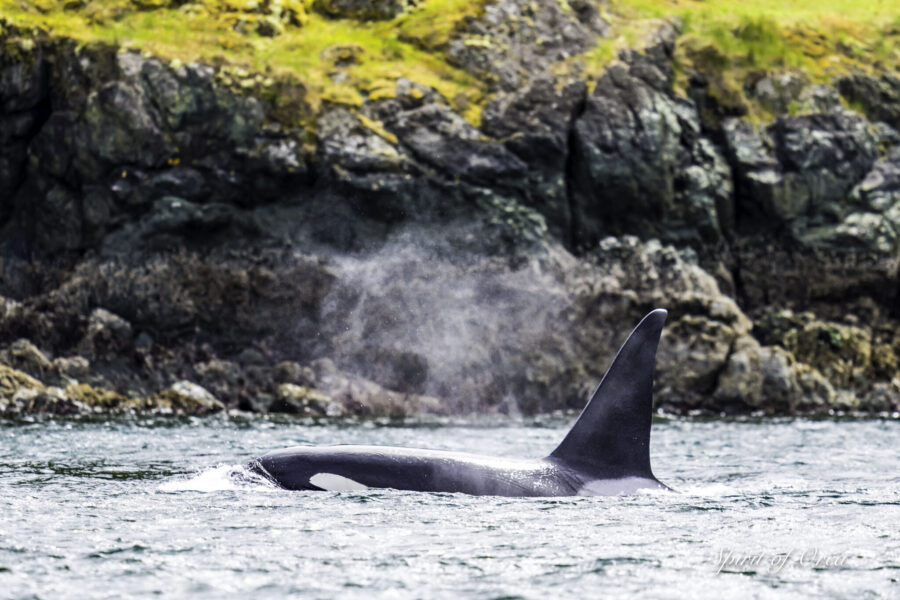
159 464 276 492
677 483 738 498
577 477 667 496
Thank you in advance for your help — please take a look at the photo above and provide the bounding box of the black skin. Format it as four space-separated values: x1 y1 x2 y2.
250 309 671 497
250 446 582 496
249 446 666 496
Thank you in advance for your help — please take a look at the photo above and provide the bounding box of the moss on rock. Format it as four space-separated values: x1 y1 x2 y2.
312 0 413 21
270 383 336 415
65 383 128 409
753 309 900 406
0 0 488 127
0 364 45 398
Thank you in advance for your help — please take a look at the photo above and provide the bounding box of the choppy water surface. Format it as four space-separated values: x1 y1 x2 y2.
1 416 897 599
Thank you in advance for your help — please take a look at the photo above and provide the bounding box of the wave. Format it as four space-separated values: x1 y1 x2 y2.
158 464 278 492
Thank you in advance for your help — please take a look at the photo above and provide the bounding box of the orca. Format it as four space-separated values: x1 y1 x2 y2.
250 309 670 496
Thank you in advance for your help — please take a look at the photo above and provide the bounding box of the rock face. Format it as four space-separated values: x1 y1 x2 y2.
1 19 899 417
369 81 528 189
0 33 308 267
852 147 900 237
481 76 586 242
723 111 899 308
837 73 900 131
570 29 734 249
445 0 607 91
723 112 879 233
0 363 228 416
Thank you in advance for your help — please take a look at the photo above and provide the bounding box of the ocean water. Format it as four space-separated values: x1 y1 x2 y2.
0 416 897 599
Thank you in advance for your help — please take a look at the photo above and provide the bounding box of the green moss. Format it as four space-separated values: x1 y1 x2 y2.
871 343 898 378
756 314 890 390
564 1 898 117
0 364 45 397
0 0 488 127
65 383 126 409
397 0 485 51
1 0 897 129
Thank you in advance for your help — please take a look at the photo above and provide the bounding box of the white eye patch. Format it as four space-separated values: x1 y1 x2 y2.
309 473 369 492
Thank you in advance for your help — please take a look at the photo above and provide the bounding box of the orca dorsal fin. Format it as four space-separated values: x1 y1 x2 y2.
548 309 667 479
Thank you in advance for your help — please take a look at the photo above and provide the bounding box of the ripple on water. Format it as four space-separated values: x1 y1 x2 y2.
0 418 897 599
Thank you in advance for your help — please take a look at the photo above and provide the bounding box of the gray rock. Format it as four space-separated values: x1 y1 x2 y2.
0 42 47 112
100 196 254 255
656 315 742 406
724 111 878 230
569 36 731 248
864 379 900 413
797 84 843 114
712 334 839 415
154 380 225 414
84 81 171 168
237 394 270 413
444 0 605 91
2 47 308 256
194 359 239 383
238 348 268 366
739 121 899 256
749 71 808 114
317 108 412 174
311 358 339 381
81 185 116 244
798 211 898 254
83 308 133 356
274 361 317 387
237 136 306 177
8 387 86 416
0 91 42 203
806 148 900 257
373 83 527 187
851 147 900 215
481 76 587 241
268 383 331 416
29 111 77 179
33 184 84 253
873 122 900 149
775 112 878 223
0 140 28 209
52 356 90 378
144 196 237 234
312 0 411 21
678 137 735 240
4 338 53 374
837 72 900 129
143 167 209 202
713 336 802 414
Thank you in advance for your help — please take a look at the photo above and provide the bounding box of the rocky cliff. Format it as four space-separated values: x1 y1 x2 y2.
0 1 898 417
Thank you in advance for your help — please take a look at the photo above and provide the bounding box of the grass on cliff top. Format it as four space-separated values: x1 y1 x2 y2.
0 0 488 126
1 0 898 128
579 0 899 119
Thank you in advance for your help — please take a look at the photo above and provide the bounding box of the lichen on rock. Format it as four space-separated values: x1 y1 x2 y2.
127 381 225 415
312 0 414 21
